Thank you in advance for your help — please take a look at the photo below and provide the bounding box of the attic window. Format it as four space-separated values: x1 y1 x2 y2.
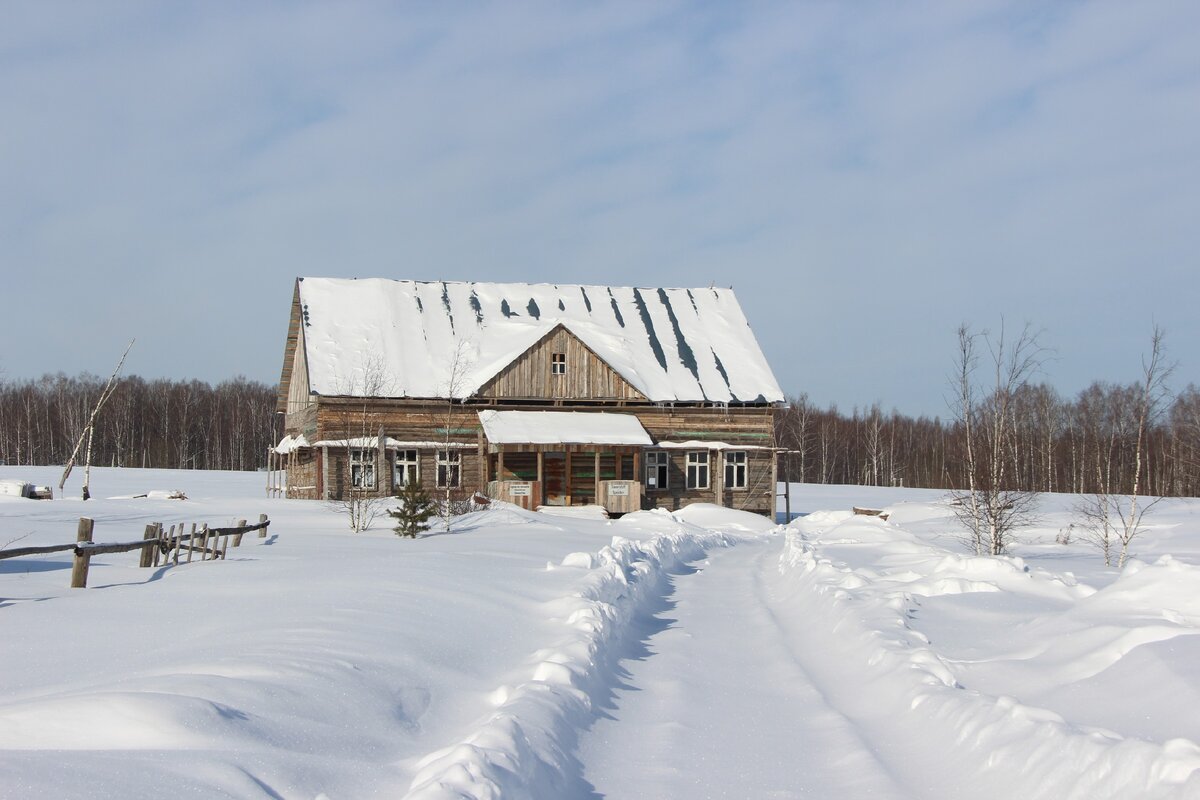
551 353 566 376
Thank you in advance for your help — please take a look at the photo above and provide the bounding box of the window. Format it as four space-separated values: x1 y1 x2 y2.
394 449 419 487
350 448 376 489
551 352 566 375
645 451 668 490
686 451 709 490
724 451 748 489
437 450 461 488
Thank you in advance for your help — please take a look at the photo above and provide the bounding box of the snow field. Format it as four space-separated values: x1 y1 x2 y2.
5 468 1200 799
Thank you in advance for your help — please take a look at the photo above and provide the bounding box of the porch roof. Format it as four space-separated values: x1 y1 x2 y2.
478 410 652 446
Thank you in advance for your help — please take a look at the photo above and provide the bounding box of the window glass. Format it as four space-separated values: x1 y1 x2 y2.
351 448 376 489
645 450 668 490
724 451 748 489
394 449 419 487
437 450 461 488
686 451 709 490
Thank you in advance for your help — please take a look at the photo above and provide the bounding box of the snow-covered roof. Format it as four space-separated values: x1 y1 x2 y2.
478 410 652 446
655 440 775 451
293 278 783 403
309 436 475 450
273 434 310 454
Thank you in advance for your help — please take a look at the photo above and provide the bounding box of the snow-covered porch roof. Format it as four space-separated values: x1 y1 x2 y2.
478 410 652 446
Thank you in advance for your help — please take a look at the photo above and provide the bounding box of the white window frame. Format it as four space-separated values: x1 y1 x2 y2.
350 448 376 489
437 449 461 489
646 450 668 490
394 448 419 487
551 352 566 376
686 451 709 490
724 451 748 490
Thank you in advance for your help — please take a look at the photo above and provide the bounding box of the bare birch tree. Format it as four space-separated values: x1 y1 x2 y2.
948 322 1045 555
327 356 394 532
59 340 134 500
1077 327 1173 567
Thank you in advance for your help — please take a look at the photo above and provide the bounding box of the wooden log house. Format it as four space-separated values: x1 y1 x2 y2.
273 278 784 516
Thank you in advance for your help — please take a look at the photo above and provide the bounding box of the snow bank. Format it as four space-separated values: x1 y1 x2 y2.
778 514 1200 798
404 511 768 798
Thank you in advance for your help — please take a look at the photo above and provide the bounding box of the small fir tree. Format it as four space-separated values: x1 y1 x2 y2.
388 480 436 538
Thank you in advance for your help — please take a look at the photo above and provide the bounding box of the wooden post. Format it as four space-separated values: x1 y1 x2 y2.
220 533 229 559
715 449 725 507
172 522 182 564
536 451 544 485
70 517 95 588
782 451 790 522
199 524 211 560
185 523 195 562
232 518 248 547
152 522 161 567
497 449 505 482
258 513 269 539
165 524 176 564
140 523 158 568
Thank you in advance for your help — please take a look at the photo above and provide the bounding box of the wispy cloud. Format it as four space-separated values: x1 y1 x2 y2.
1 1 1196 413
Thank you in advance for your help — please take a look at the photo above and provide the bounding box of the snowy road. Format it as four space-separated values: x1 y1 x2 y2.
577 536 905 799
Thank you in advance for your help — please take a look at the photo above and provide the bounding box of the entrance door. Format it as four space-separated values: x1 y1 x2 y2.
543 452 567 505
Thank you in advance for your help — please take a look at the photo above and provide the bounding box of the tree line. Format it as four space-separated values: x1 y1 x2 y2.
775 382 1200 498
0 374 278 472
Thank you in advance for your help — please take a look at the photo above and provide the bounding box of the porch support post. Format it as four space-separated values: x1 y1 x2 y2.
715 447 724 507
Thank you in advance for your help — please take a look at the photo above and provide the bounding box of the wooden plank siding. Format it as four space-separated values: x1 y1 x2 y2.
477 325 647 402
287 396 775 513
276 280 304 414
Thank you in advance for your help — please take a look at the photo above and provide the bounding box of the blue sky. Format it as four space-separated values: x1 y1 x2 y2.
2 1 1197 416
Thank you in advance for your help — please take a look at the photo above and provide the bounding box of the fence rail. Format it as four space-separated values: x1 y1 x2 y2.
0 515 271 588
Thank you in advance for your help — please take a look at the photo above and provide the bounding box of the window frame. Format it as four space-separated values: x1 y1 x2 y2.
686 450 710 490
724 450 748 490
551 352 567 376
350 447 376 490
436 449 462 489
645 450 669 491
394 448 419 487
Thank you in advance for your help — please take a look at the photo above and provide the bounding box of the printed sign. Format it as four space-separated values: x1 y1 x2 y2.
608 483 630 497
509 482 532 497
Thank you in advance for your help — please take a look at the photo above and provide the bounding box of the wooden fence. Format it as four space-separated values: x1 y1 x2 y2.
0 514 271 588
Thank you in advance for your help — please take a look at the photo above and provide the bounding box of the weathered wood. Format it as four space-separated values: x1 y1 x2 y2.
77 539 161 556
199 524 210 560
140 523 158 567
70 518 95 588
232 518 248 547
258 513 269 539
477 325 647 401
852 507 889 520
0 542 78 560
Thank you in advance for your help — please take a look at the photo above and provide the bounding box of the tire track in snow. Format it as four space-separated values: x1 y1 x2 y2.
577 536 908 799
403 517 746 799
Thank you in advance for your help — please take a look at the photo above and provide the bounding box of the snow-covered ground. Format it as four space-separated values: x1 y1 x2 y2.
2 468 1199 799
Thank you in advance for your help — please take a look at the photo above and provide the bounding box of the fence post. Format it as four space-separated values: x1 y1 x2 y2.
258 513 269 538
139 523 158 568
70 517 95 588
232 519 247 547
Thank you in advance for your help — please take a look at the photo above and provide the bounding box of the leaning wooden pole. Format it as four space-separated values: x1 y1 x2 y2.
59 339 135 498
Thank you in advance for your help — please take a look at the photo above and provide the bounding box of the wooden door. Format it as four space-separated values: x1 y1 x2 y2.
543 452 566 505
